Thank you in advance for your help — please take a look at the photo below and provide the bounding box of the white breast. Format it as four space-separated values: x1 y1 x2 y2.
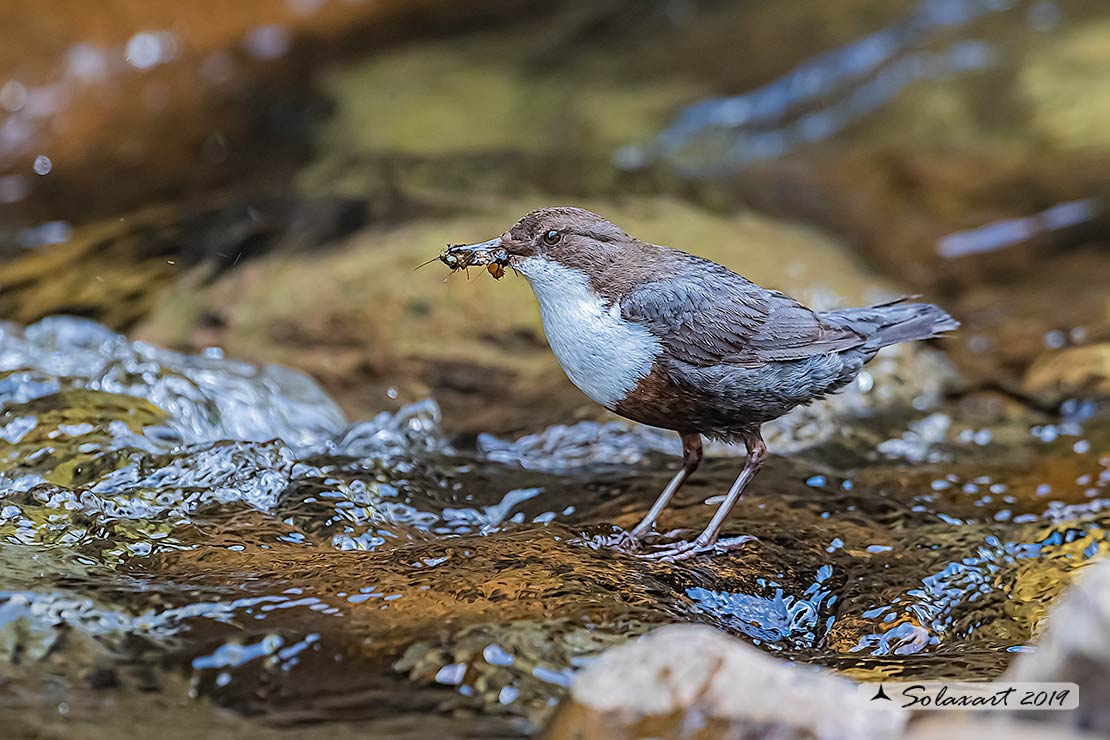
514 257 660 408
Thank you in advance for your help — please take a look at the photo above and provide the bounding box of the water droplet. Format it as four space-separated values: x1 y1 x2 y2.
483 644 514 667
244 25 292 60
1043 330 1067 349
0 174 28 203
66 43 109 82
126 32 177 70
434 662 467 686
0 80 28 112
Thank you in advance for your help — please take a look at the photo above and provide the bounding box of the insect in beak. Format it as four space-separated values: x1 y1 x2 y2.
436 238 510 280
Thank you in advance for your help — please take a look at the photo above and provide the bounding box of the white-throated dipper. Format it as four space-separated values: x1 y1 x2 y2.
439 207 958 561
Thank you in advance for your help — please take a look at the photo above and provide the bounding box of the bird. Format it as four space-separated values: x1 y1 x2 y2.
439 207 958 561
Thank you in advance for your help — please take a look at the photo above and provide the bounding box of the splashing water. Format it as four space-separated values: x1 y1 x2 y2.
1 316 1108 735
0 316 346 449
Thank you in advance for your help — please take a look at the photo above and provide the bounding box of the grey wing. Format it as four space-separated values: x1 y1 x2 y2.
620 259 866 367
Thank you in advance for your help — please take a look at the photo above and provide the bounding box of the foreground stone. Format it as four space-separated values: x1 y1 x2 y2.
544 624 904 740
547 619 1107 740
1005 558 1110 734
903 718 1094 740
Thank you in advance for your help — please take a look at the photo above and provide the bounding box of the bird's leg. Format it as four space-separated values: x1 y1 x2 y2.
631 432 703 540
604 432 702 550
641 429 766 562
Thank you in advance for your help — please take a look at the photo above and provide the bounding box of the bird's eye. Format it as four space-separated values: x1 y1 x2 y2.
542 229 561 246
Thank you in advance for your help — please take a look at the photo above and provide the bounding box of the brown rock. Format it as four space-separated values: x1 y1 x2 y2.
545 624 904 740
904 717 1095 740
1024 344 1110 403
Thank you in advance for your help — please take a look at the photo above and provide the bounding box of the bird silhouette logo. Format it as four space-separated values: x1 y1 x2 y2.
870 684 892 702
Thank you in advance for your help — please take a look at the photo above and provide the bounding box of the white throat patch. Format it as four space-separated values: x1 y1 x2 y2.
514 256 660 408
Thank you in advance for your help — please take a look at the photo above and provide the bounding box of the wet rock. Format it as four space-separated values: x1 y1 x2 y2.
0 0 920 231
638 0 1017 176
0 194 366 327
393 618 640 721
903 717 1095 740
5 670 444 740
1005 558 1110 733
299 0 903 203
941 249 1110 401
148 529 687 725
545 624 905 740
1023 343 1110 403
1020 18 1110 152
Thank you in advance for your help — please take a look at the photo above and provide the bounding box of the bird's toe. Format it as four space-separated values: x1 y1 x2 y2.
588 527 643 553
637 534 756 562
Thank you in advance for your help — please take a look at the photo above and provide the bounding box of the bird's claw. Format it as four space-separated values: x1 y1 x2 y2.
637 534 756 562
589 527 692 554
596 529 640 552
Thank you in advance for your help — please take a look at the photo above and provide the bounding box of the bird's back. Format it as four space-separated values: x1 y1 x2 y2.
613 247 958 439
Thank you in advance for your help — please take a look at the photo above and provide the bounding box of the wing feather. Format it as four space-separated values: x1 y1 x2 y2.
620 256 865 367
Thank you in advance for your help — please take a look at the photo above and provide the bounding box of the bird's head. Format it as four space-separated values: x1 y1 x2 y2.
440 207 637 282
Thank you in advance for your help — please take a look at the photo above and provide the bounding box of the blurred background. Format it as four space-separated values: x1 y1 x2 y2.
2 0 1106 431
1 1 1109 739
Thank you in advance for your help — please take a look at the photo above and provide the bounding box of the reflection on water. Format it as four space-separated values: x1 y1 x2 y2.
622 0 1045 173
936 198 1099 258
2 317 1108 734
687 564 836 650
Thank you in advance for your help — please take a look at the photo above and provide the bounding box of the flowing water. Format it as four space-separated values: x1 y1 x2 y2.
1 317 1107 737
2 1 1110 738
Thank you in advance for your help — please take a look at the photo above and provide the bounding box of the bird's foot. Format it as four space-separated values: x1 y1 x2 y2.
638 534 756 562
589 527 690 554
595 528 640 552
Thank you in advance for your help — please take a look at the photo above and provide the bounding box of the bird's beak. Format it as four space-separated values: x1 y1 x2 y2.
449 238 502 257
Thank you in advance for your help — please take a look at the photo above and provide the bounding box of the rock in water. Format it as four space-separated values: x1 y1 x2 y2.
545 624 904 740
1006 558 1110 734
903 718 1093 740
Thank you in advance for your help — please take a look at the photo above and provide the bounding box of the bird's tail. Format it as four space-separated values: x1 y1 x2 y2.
823 297 959 351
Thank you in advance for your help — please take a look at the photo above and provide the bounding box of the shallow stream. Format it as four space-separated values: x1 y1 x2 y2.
2 1 1110 737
